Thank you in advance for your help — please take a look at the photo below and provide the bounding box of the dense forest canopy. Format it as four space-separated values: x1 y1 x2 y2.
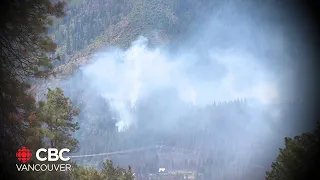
1 0 319 180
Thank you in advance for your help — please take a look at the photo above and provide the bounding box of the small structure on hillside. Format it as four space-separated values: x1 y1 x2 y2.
158 168 166 173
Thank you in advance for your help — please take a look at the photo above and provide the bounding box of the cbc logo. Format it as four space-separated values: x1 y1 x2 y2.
16 147 72 172
16 147 70 163
36 148 70 161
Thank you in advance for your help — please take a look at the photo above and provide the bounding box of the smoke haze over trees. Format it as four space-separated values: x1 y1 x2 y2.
1 0 320 180
36 0 318 179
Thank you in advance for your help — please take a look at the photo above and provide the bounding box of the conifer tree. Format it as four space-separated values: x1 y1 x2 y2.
0 0 66 179
37 88 80 151
27 88 80 180
266 121 320 180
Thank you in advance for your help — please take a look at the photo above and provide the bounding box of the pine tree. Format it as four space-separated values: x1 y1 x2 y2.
266 121 320 180
1 0 66 79
26 88 80 180
0 0 67 179
37 88 80 151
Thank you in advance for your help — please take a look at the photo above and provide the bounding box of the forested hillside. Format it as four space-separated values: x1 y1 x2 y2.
41 0 317 179
49 0 299 78
0 0 134 179
52 0 219 52
1 0 317 180
49 0 228 76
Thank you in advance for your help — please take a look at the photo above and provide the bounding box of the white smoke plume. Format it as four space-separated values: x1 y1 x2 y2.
81 34 282 132
38 0 307 141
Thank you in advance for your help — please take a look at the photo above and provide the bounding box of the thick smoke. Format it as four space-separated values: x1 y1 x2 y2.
44 1 307 152
74 1 298 133
80 34 282 132
45 1 310 177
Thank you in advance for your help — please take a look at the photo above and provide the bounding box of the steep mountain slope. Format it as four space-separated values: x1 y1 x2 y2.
50 0 225 77
37 0 311 179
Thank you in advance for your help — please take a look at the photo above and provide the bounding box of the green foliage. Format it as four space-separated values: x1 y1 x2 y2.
1 0 66 79
70 160 134 180
19 88 80 180
37 88 80 151
266 122 320 180
0 0 66 179
0 0 67 150
50 0 220 57
49 0 228 77
70 166 102 180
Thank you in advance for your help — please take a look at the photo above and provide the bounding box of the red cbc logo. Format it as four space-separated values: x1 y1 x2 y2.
16 146 32 163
